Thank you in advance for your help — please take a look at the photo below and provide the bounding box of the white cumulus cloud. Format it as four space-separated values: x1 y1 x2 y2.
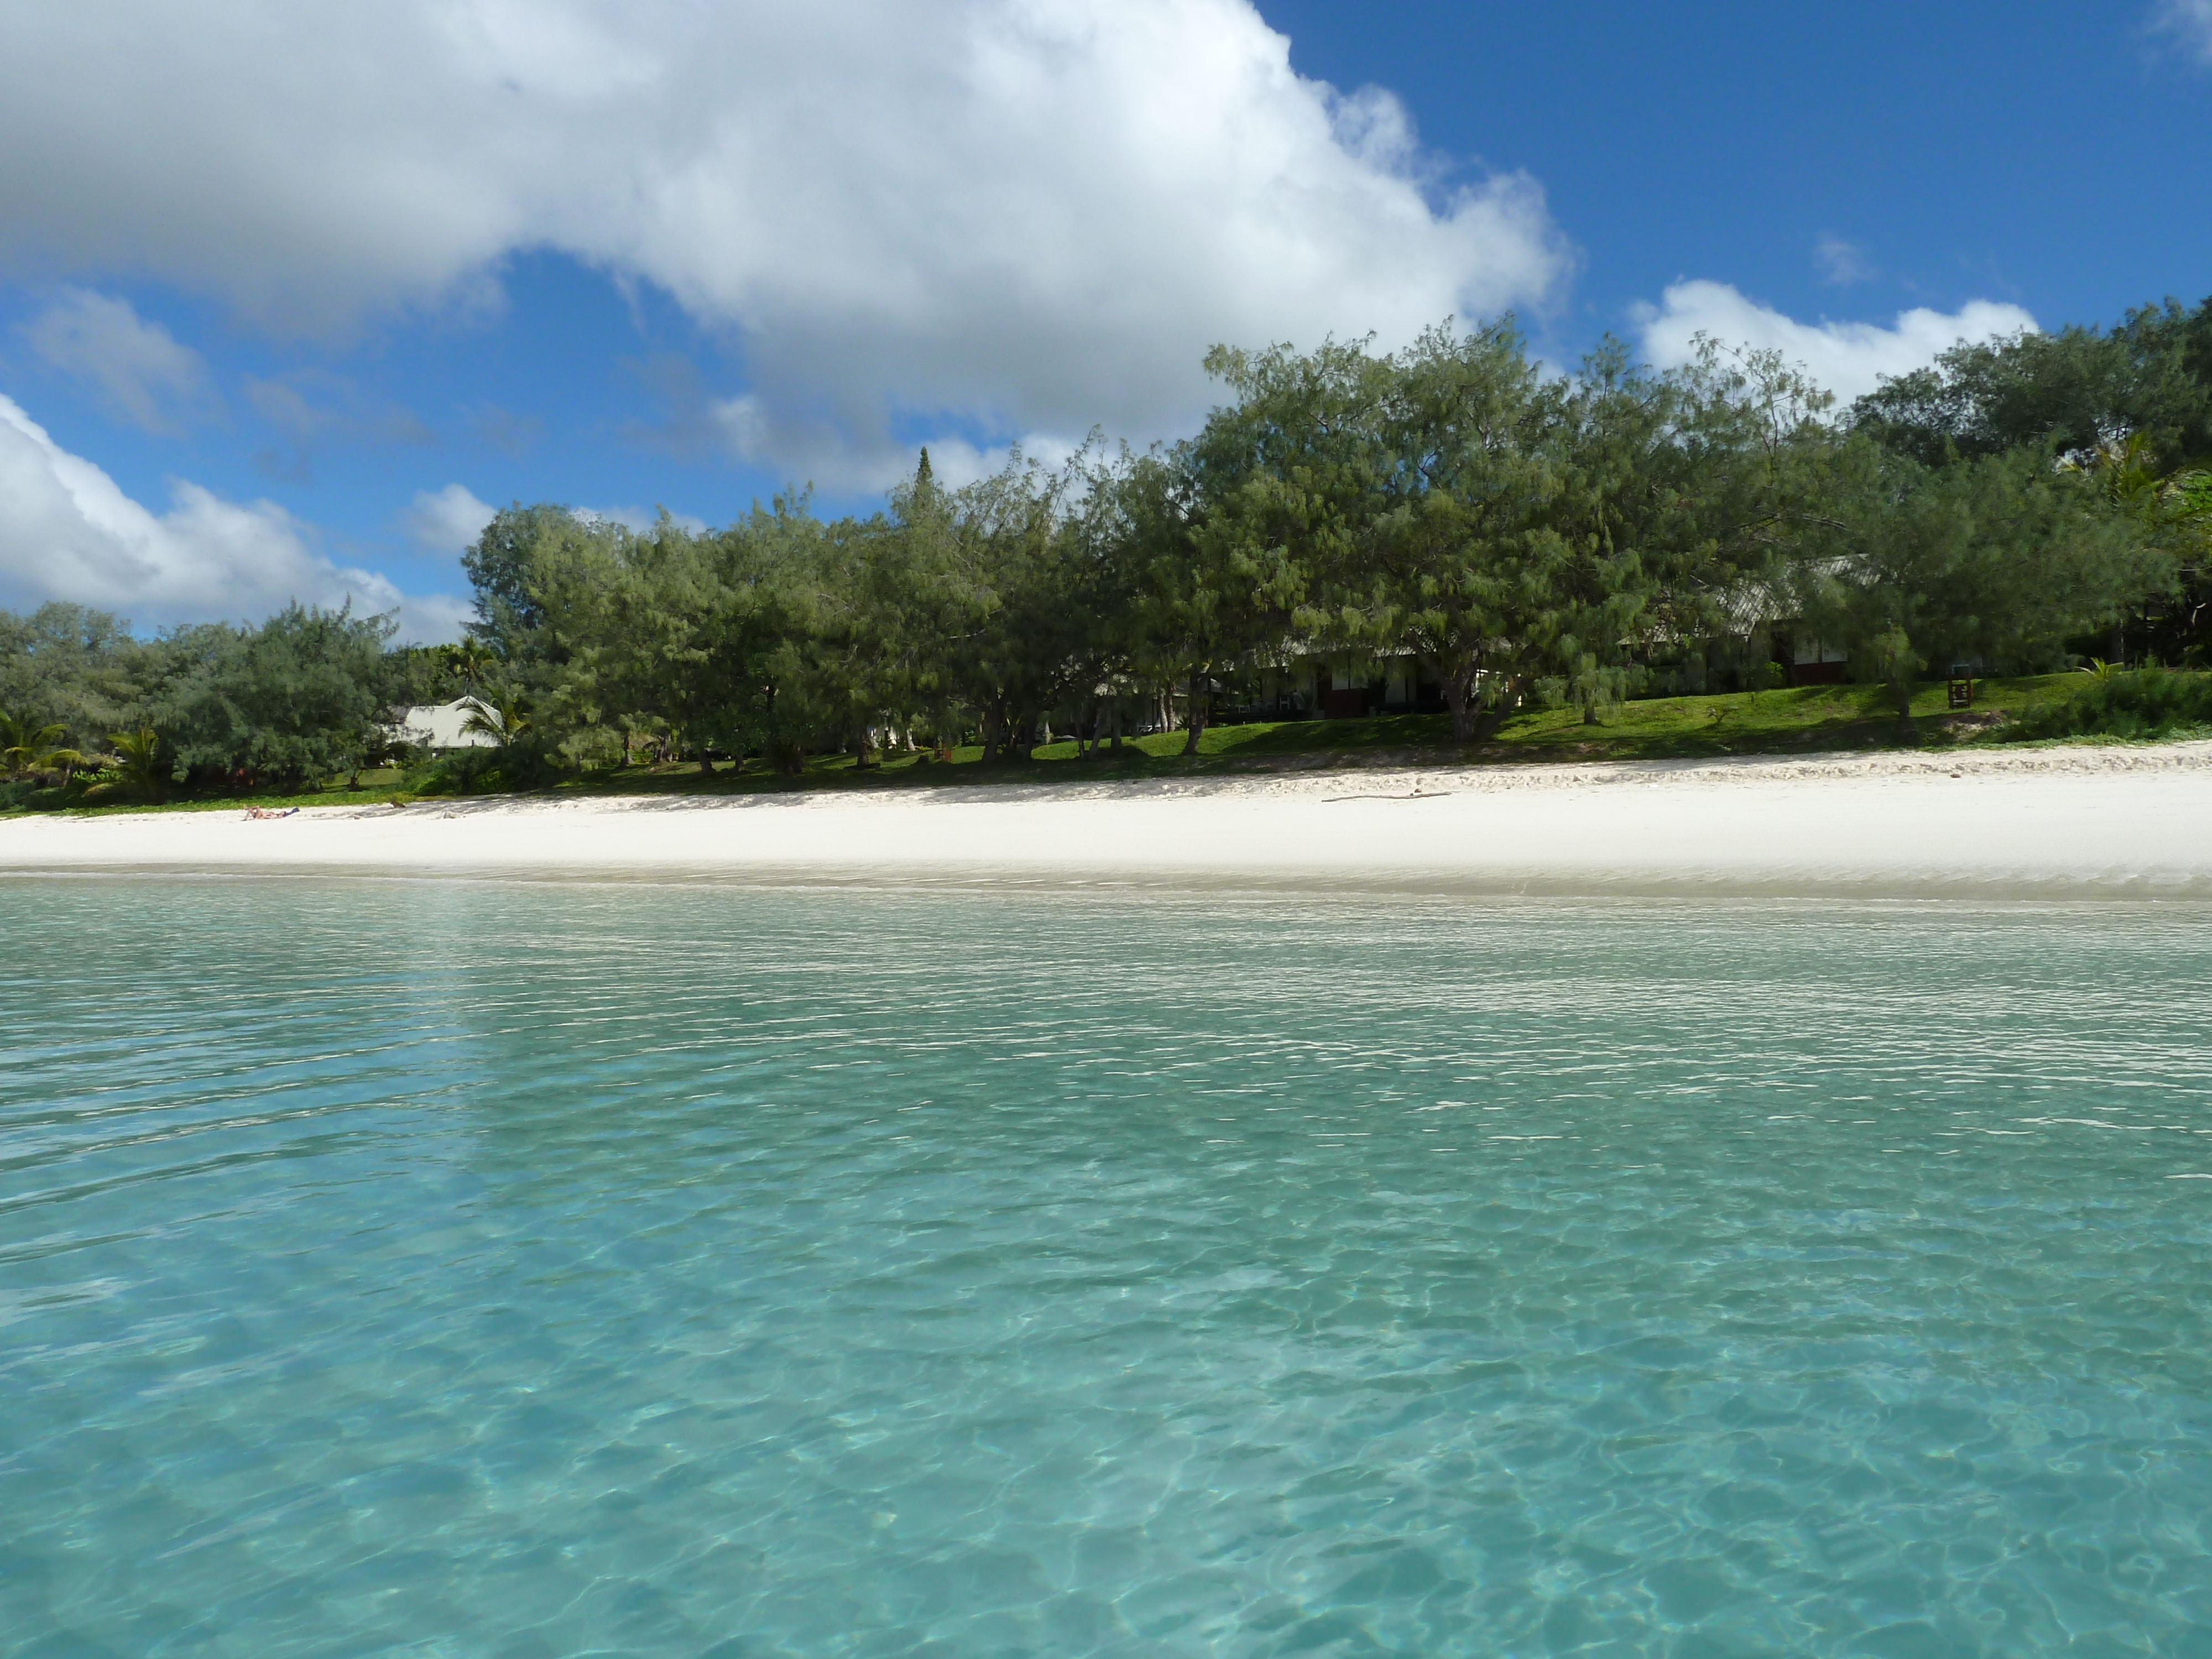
2157 0 2212 61
403 483 496 556
0 0 1573 483
0 393 467 641
18 289 217 435
1633 280 2039 406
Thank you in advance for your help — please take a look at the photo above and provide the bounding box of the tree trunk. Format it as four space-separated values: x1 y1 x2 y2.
1109 698 1123 754
1178 669 1208 757
1442 660 1511 743
1442 669 1480 743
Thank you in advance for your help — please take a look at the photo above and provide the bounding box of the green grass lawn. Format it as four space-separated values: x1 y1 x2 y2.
0 768 424 817
862 671 2109 775
6 671 2198 818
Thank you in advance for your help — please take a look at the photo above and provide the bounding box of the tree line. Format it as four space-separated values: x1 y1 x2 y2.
6 296 2209 800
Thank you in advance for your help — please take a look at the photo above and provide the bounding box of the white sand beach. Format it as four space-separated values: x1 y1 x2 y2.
6 741 2212 896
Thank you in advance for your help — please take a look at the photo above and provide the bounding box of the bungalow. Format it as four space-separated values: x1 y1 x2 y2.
1718 574 1851 687
383 699 498 751
1235 651 1445 720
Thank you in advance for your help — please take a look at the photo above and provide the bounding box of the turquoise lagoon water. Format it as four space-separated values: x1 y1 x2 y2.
6 879 2212 1658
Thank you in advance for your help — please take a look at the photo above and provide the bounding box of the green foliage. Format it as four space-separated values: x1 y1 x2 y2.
1184 326 1840 742
406 748 494 796
154 603 395 789
7 293 2212 811
447 685 562 791
107 727 171 801
1850 302 2212 472
381 643 462 708
458 687 531 747
891 447 1102 761
1788 442 2169 725
524 500 810 767
462 503 571 653
0 604 147 754
0 709 102 784
2059 432 2212 576
1999 665 2212 741
1 712 69 779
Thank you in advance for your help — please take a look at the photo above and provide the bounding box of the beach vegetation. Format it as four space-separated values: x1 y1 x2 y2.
105 727 171 802
1995 662 2212 743
152 604 395 792
1 666 2203 816
2 713 74 781
4 289 2211 814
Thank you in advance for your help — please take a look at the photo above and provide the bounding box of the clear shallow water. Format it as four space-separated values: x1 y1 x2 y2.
6 882 2212 1658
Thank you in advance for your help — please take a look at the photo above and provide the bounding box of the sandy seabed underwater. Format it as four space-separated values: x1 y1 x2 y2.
6 878 2212 1657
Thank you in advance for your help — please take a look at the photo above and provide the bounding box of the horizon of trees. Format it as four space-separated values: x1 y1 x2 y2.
6 292 2209 796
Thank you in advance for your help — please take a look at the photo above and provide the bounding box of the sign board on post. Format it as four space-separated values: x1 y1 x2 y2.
1948 665 1975 709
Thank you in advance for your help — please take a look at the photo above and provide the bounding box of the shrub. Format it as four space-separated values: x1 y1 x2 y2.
414 752 485 795
2000 666 2212 742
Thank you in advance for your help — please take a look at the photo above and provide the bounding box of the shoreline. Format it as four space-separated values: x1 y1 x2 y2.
8 739 2212 898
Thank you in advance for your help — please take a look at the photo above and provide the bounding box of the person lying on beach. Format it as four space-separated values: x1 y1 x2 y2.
243 806 299 821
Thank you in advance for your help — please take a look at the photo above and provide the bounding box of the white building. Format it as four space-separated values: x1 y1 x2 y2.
384 700 498 750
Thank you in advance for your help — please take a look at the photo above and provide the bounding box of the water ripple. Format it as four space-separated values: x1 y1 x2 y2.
4 883 2212 1655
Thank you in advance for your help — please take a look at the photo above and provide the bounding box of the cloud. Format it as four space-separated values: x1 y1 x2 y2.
1813 234 1874 287
243 372 434 481
403 483 495 555
0 0 1573 482
470 404 542 457
0 392 466 641
1633 280 2039 405
17 288 217 435
573 504 709 536
2155 1 2212 61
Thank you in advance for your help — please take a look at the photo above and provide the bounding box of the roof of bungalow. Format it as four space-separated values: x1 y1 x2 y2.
384 699 498 750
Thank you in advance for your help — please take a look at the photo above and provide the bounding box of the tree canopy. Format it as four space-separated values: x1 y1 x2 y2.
7 289 2209 802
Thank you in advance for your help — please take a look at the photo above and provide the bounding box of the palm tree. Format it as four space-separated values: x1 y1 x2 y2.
2068 433 2211 550
444 639 498 696
458 688 531 748
1 713 95 784
108 727 170 801
1 713 64 779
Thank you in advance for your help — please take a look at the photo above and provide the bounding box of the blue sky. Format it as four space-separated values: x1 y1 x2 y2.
0 0 2205 640
1267 1 2212 349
